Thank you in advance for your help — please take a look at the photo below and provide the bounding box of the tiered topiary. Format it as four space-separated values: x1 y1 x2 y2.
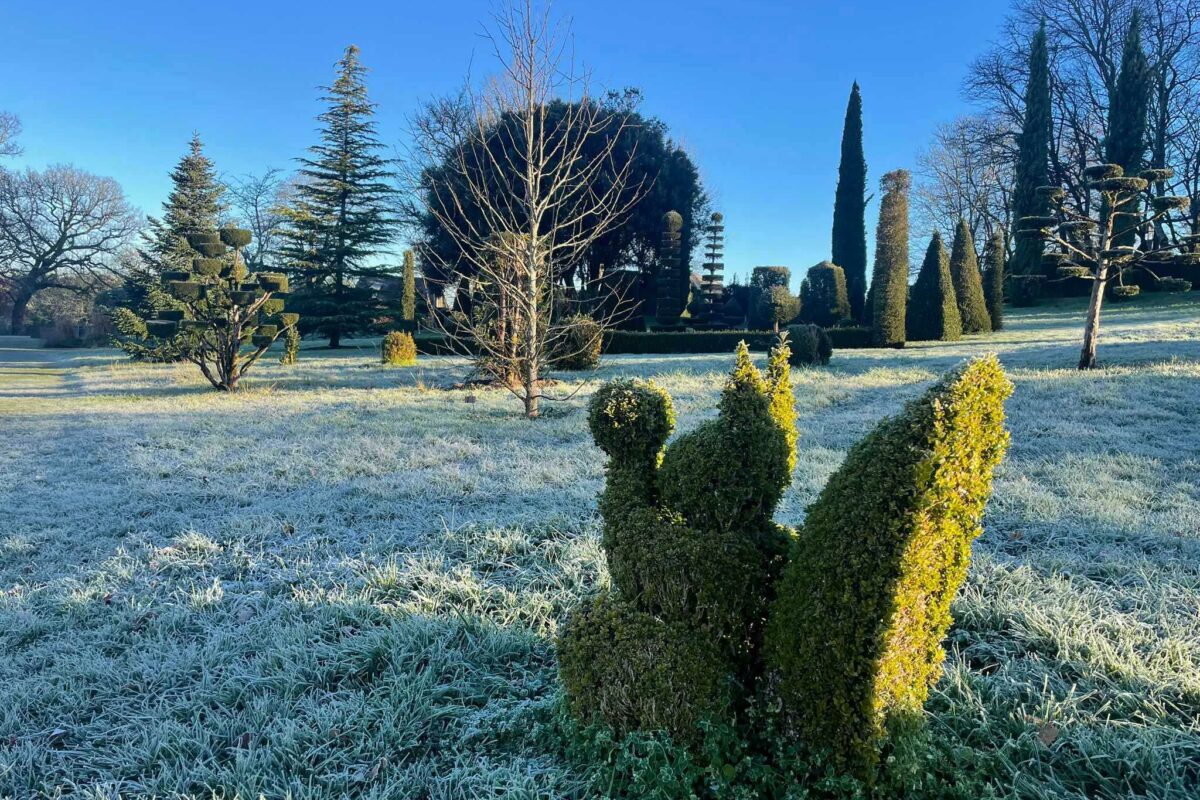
140 228 299 391
381 330 417 365
766 355 1011 777
700 212 726 324
907 232 962 342
949 219 992 334
655 210 685 327
800 261 851 327
559 341 797 740
552 313 602 371
785 323 833 366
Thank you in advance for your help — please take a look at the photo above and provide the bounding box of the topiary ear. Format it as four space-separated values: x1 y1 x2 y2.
718 341 769 422
588 379 675 462
765 339 798 471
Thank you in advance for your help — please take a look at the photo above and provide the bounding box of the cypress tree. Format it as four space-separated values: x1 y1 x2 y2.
401 249 417 331
832 82 868 322
869 170 910 348
907 232 961 342
1105 11 1151 249
982 231 1005 331
279 45 396 348
1009 22 1051 306
949 219 991 333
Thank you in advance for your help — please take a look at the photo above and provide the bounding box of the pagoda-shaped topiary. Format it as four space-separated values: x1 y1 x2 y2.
766 355 1012 778
559 341 797 740
699 212 726 324
655 210 685 327
140 227 299 391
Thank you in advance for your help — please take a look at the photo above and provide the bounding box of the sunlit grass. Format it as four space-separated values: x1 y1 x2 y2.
2 297 1199 798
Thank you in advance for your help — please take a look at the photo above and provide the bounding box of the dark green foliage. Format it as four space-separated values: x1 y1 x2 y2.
750 266 790 290
698 212 725 323
982 231 1005 330
785 324 833 366
552 314 602 371
1110 284 1141 300
870 170 910 347
825 325 871 349
220 228 252 248
766 355 1012 777
401 249 416 329
655 211 686 326
832 82 868 322
1105 11 1151 250
1010 23 1052 305
800 261 851 327
381 330 417 365
280 325 300 365
756 285 800 331
1159 277 1192 292
561 343 797 741
278 45 396 348
907 233 962 342
948 219 991 334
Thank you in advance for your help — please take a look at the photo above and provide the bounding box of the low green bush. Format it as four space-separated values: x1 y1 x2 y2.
1110 284 1141 301
765 355 1012 778
786 323 833 366
1159 277 1192 293
551 314 602 370
381 331 417 365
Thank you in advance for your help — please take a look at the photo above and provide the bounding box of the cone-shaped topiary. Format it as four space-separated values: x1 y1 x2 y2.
559 341 797 740
982 231 1005 331
765 355 1012 778
870 170 910 347
949 219 992 334
381 330 417 365
800 261 851 327
907 232 962 341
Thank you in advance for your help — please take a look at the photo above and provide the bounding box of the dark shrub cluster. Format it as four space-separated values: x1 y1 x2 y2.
381 330 417 365
785 324 832 366
552 313 602 370
826 325 871 349
800 261 851 327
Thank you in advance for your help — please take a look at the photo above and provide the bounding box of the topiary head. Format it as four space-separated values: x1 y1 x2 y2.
718 341 769 423
588 379 675 463
220 227 253 249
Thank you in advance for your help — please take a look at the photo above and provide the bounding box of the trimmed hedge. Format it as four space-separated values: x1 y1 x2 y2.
786 323 833 366
765 355 1012 777
826 325 871 349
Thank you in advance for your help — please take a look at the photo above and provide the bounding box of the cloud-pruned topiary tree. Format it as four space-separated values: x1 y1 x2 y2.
655 210 685 327
766 355 1012 777
949 218 992 334
140 228 298 391
869 170 910 347
800 261 851 327
907 232 962 342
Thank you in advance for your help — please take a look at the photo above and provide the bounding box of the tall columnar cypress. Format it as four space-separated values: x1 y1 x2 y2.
401 249 417 331
1010 22 1051 306
949 219 992 334
869 170 910 348
982 231 1005 331
1105 11 1151 250
279 45 396 348
907 232 962 342
832 82 868 322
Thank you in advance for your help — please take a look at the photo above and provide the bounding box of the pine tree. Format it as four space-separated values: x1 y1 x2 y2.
279 45 396 348
869 170 910 348
1009 22 1051 306
401 249 417 331
907 232 961 342
1105 11 1151 250
982 231 1005 331
949 219 991 333
832 82 868 323
113 134 226 361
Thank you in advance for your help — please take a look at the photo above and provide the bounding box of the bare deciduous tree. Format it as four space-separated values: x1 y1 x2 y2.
423 0 642 418
0 112 20 158
223 169 296 271
0 165 139 332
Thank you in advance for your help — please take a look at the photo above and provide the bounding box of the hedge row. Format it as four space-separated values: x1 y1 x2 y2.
414 326 876 356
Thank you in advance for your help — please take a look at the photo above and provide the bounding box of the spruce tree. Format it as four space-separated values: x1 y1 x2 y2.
401 249 417 331
1105 11 1151 250
869 170 910 348
982 231 1005 331
832 82 868 322
279 45 396 348
949 219 991 333
1009 22 1051 306
113 134 226 361
907 232 961 342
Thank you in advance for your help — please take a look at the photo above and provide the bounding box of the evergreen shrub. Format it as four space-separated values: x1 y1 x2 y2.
381 331 417 365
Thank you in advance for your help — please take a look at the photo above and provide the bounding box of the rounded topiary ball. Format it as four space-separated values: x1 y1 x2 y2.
588 379 675 462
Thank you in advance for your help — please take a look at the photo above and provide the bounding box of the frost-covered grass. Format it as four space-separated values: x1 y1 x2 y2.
2 295 1200 799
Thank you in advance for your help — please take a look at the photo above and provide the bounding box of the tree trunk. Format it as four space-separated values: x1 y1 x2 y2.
1079 267 1107 370
329 329 341 349
10 291 31 335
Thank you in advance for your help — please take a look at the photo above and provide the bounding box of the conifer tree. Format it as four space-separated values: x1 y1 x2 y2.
869 170 910 347
832 82 868 322
113 135 225 360
1009 22 1051 305
907 232 961 342
401 249 417 331
1105 11 1151 250
949 219 991 333
982 231 1005 331
279 45 395 348
700 212 726 324
655 210 685 327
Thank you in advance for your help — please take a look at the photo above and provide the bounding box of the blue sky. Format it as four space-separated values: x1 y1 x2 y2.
1 0 1009 287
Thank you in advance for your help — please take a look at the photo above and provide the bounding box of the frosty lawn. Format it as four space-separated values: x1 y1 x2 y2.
2 295 1199 798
